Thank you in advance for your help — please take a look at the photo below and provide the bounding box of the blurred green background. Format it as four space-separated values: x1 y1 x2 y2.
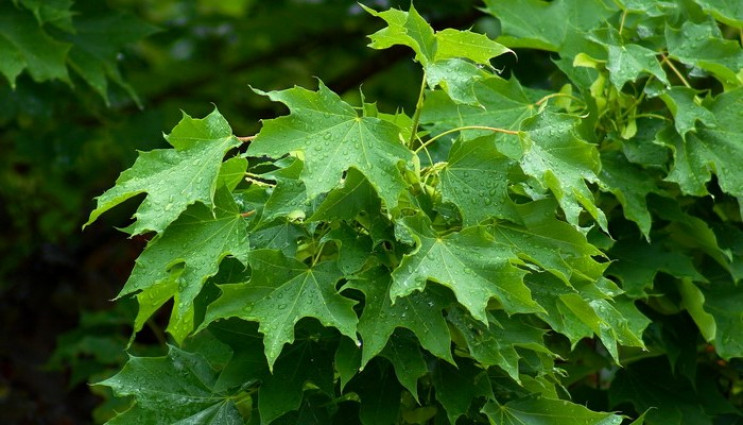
1 0 543 422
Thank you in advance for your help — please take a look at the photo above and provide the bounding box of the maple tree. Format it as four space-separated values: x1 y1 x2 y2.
72 0 743 423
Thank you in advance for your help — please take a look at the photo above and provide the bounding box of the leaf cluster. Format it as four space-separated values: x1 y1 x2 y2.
87 1 743 424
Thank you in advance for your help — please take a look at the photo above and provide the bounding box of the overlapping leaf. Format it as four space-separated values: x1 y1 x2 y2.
364 4 512 104
519 113 606 230
438 135 520 225
391 215 542 322
482 397 623 425
248 82 411 208
202 250 358 369
345 267 454 367
122 187 249 344
99 346 245 424
86 109 241 235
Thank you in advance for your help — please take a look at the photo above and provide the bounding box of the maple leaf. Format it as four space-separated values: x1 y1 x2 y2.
390 214 542 322
248 81 412 208
98 346 245 424
122 187 249 344
438 134 521 225
0 2 70 87
518 112 607 231
482 396 623 425
345 267 454 368
201 249 358 369
86 109 241 235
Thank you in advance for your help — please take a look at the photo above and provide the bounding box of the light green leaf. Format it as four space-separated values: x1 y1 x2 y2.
483 396 623 425
519 113 606 231
434 28 512 65
99 346 245 424
363 4 436 66
439 135 520 225
346 267 454 367
123 188 249 344
249 82 411 208
391 215 542 322
202 250 358 369
86 109 241 235
217 157 248 192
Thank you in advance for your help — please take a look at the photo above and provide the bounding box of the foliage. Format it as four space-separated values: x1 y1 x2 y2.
76 0 743 423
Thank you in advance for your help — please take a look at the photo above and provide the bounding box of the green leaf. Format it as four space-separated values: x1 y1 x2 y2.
448 308 552 382
63 11 158 105
608 238 706 298
249 82 411 208
609 357 738 425
687 277 743 359
665 20 743 87
490 200 607 285
482 396 623 425
309 168 380 222
99 345 245 424
258 340 334 424
605 42 669 90
432 360 492 424
122 187 249 343
519 113 606 231
0 2 70 87
421 76 537 144
16 0 74 31
599 150 662 237
202 250 358 369
86 109 241 235
439 135 520 225
526 274 648 361
379 332 428 401
659 87 717 137
346 267 454 367
258 159 309 224
660 90 743 210
390 215 542 322
693 0 743 28
351 361 402 425
483 0 615 55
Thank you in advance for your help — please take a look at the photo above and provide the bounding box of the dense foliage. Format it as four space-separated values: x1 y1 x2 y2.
7 0 743 423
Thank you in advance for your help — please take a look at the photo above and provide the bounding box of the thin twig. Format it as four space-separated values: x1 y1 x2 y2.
237 135 256 142
240 210 256 217
413 125 520 154
408 71 428 147
659 53 691 88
